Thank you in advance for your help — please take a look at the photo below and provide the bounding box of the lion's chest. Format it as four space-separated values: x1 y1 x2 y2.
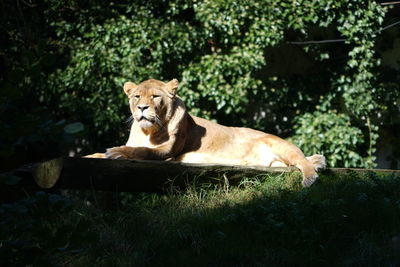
126 133 158 149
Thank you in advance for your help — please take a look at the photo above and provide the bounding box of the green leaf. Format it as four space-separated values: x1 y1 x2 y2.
64 122 84 134
0 174 22 185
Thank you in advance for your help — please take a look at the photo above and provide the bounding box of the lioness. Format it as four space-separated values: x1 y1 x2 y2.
88 79 326 187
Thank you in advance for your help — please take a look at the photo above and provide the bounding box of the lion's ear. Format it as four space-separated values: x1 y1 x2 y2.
165 79 179 97
123 82 137 96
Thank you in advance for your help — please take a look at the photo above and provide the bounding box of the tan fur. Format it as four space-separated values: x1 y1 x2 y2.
86 79 326 187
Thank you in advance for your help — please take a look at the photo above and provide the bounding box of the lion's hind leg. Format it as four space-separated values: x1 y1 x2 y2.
268 148 319 188
259 136 323 187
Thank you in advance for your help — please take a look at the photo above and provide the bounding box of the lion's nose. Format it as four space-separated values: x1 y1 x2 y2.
137 105 149 112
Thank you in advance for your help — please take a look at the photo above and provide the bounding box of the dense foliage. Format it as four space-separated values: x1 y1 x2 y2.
1 0 400 168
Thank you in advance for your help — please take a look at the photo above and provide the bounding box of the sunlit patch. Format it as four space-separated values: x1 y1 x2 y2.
257 144 278 166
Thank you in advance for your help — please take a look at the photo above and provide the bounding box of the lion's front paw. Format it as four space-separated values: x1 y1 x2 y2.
105 146 132 159
84 153 106 158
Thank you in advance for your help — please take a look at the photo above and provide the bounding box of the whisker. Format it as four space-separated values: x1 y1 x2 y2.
155 115 163 128
125 115 134 126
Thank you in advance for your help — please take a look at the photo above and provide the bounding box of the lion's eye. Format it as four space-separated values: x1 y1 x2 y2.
152 95 161 99
134 95 140 99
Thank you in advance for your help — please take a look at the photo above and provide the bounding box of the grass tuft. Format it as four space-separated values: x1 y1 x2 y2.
58 171 400 266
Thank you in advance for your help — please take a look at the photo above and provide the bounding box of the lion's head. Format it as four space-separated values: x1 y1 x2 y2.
123 79 179 130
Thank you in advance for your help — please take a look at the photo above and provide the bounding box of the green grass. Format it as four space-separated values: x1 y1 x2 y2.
52 170 400 266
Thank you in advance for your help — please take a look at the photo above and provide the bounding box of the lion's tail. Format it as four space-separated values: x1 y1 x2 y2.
292 154 326 188
306 154 327 172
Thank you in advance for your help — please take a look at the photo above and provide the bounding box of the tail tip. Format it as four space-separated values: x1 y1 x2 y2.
301 173 318 187
306 154 326 171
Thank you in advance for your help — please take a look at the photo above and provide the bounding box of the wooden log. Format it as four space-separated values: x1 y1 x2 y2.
12 157 296 193
9 157 400 193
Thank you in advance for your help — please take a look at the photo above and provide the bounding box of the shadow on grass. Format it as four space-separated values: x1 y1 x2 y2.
65 170 400 266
